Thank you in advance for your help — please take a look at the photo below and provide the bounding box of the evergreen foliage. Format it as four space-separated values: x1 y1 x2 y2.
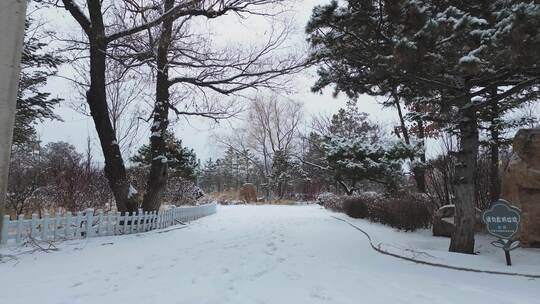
131 131 198 181
14 18 63 146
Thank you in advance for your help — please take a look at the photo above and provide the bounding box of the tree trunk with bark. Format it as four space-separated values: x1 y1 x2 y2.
0 0 27 245
489 127 500 202
392 91 426 193
488 96 501 203
62 0 137 213
414 112 427 192
142 0 174 212
449 98 479 254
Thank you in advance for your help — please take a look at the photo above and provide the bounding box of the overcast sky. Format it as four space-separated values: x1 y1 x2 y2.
35 0 398 162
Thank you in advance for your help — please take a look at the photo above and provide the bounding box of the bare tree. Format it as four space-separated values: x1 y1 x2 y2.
107 0 306 210
247 95 302 164
218 95 303 199
50 0 233 212
70 59 148 156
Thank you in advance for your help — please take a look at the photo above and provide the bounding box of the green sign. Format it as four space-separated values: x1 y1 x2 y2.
483 199 521 240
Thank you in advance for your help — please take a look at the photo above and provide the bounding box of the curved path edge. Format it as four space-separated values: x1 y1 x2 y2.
331 216 540 279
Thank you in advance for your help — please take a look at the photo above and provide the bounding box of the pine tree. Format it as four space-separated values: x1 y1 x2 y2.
14 18 63 146
306 0 540 254
131 131 198 181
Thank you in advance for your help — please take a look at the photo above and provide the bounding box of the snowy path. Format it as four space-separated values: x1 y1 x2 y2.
0 205 538 304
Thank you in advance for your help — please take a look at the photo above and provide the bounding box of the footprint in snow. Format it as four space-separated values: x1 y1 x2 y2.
250 269 269 280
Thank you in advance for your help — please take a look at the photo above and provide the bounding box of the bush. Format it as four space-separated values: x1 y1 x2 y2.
324 191 432 232
317 192 341 211
367 192 432 231
342 197 369 218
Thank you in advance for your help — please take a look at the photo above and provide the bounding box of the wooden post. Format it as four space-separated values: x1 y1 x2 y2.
0 0 28 248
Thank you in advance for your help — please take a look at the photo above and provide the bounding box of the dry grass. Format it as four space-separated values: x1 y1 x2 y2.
204 191 297 205
254 199 296 205
207 191 239 202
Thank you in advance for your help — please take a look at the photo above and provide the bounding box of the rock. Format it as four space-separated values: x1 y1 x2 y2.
238 183 257 203
501 128 540 248
432 205 455 237
432 204 483 237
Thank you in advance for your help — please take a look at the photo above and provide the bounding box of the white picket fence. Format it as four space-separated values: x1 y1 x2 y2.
0 202 217 246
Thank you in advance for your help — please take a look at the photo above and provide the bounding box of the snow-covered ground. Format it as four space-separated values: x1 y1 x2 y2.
333 213 540 276
0 205 538 304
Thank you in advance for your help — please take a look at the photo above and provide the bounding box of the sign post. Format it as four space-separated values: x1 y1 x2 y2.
482 199 521 266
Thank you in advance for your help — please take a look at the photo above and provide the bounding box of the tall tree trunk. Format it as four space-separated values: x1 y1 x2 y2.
489 94 501 203
449 98 479 254
86 0 137 213
63 0 136 213
0 0 27 245
142 0 174 212
489 128 500 202
414 107 427 192
392 91 426 192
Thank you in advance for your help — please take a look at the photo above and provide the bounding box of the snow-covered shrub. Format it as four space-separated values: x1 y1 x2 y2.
316 192 341 210
352 191 383 201
164 178 204 206
334 191 431 231
7 141 114 215
366 192 432 231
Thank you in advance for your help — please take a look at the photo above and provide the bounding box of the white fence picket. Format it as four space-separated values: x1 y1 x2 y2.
65 212 72 239
31 214 38 239
54 213 61 240
0 202 217 245
75 211 83 239
107 212 114 236
16 214 24 244
129 212 135 234
42 213 50 241
97 209 104 236
86 209 94 238
1 215 9 245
